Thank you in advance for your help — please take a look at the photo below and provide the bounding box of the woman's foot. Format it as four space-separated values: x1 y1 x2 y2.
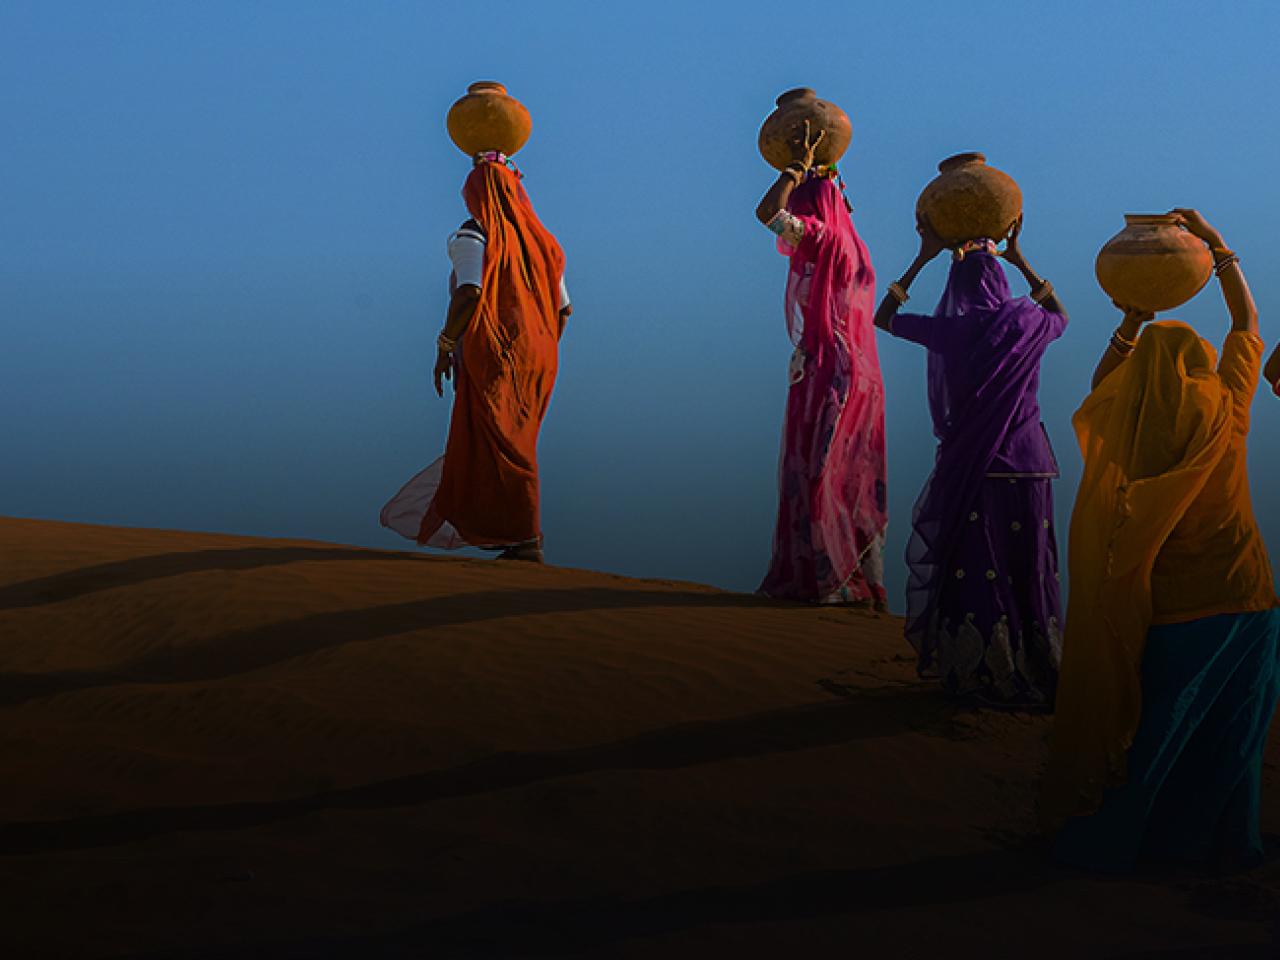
497 537 544 563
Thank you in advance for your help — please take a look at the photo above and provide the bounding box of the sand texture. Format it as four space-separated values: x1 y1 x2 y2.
2 515 1279 958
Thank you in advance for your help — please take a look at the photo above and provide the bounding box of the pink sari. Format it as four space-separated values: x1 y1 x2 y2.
759 177 888 604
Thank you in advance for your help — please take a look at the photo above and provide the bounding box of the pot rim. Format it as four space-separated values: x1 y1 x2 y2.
1122 213 1183 226
937 151 987 173
775 87 818 106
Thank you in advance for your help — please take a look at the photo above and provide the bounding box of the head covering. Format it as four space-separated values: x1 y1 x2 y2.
461 159 565 356
429 160 566 546
936 246 1010 312
1041 321 1234 831
903 253 1061 668
922 251 1013 433
764 174 887 602
780 176 874 359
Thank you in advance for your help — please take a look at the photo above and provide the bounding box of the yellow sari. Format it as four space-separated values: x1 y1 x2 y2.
1042 322 1274 830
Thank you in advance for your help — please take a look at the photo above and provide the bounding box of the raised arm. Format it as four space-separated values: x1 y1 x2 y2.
873 214 946 332
1000 216 1068 318
1090 304 1153 391
1170 208 1258 337
755 121 824 225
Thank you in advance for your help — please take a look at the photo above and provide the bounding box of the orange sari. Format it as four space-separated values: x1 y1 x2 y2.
420 162 566 547
1042 322 1275 830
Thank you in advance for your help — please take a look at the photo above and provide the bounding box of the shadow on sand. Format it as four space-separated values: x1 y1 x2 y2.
0 683 951 857
0 576 795 707
0 545 441 611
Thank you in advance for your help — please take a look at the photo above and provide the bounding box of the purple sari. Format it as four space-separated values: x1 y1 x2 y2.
891 251 1066 703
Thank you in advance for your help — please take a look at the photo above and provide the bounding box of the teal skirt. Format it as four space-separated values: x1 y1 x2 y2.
1054 608 1280 872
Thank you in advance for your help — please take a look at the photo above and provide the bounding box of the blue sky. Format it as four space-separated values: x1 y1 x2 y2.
3 0 1278 607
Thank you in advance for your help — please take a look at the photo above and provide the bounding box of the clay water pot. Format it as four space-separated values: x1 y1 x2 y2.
758 88 852 171
915 152 1022 245
446 81 532 158
1095 214 1213 313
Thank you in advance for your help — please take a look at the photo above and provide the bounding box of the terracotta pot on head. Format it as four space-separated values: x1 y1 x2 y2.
446 81 532 158
916 152 1022 246
1095 214 1214 313
758 87 852 171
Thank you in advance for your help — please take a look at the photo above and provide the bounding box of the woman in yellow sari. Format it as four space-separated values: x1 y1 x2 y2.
1043 208 1280 872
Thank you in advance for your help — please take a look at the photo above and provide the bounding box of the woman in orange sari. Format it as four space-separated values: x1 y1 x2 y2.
1043 208 1280 872
381 153 571 562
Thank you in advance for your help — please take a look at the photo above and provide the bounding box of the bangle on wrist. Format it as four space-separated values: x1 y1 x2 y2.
1213 251 1240 275
887 281 910 305
1112 326 1138 348
1109 327 1137 357
1030 279 1055 304
437 332 457 355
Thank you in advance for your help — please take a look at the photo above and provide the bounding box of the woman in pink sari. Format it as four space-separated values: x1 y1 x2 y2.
754 123 888 606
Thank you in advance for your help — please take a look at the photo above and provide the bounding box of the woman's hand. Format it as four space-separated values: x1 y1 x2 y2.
1091 302 1154 389
915 211 947 263
790 119 826 171
1000 215 1025 264
1168 207 1225 248
757 121 824 224
1113 301 1155 333
1171 208 1257 334
433 349 454 397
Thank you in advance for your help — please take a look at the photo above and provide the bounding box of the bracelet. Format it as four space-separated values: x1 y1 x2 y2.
1111 326 1138 349
1213 252 1240 275
437 332 457 355
1030 279 1055 304
1109 329 1136 357
887 281 910 304
780 167 803 186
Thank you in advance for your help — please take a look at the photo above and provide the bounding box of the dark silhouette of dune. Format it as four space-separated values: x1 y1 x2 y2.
2 515 1277 958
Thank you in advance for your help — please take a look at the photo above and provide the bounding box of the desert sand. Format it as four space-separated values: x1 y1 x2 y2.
1 514 1278 958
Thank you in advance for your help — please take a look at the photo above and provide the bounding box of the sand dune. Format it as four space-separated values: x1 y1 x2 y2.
1 515 1278 958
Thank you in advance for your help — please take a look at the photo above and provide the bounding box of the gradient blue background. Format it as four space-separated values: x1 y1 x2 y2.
3 0 1278 608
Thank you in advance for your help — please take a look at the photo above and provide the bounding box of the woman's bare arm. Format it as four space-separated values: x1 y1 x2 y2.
755 121 824 225
873 214 946 332
873 253 931 332
1171 208 1258 337
756 170 802 226
1090 306 1151 391
433 284 481 396
1000 217 1067 318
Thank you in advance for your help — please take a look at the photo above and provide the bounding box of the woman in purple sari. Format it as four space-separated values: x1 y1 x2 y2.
873 217 1067 705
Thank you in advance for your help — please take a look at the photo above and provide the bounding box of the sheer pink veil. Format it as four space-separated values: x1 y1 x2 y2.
779 176 876 363
760 173 887 603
